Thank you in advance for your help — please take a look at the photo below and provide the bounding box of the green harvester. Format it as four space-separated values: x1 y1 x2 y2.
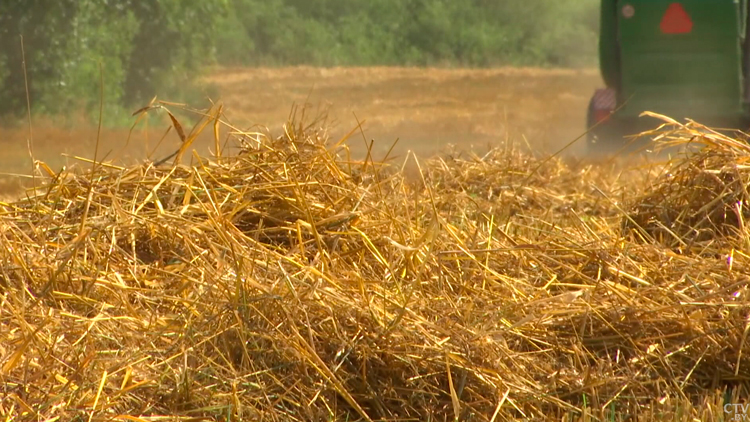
588 0 750 150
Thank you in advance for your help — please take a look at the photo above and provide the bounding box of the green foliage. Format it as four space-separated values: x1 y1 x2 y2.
0 0 225 123
215 0 600 67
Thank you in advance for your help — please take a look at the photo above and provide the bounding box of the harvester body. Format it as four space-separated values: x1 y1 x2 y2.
589 0 750 150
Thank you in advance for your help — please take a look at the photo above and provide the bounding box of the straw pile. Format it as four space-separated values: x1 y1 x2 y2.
623 115 750 252
1 106 750 421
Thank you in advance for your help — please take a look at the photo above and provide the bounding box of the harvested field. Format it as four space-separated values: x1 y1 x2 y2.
2 101 750 421
205 66 602 158
0 66 602 199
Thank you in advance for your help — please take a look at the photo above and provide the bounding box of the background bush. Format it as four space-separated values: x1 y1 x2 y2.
0 0 599 121
0 0 224 124
216 0 599 67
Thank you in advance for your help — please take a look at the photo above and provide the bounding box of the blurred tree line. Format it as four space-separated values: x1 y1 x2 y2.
0 0 598 121
0 0 223 121
217 0 599 67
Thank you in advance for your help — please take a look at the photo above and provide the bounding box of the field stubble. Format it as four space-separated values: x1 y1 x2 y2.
0 66 601 199
205 66 602 158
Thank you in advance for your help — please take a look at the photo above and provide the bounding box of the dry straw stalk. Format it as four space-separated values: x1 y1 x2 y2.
1 106 750 421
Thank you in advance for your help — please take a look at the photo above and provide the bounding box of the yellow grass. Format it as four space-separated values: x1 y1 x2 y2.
1 102 750 421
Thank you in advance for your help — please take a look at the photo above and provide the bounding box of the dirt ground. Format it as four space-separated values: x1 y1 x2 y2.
0 66 603 197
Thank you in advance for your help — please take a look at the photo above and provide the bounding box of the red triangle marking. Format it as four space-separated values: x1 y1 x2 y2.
660 3 693 34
